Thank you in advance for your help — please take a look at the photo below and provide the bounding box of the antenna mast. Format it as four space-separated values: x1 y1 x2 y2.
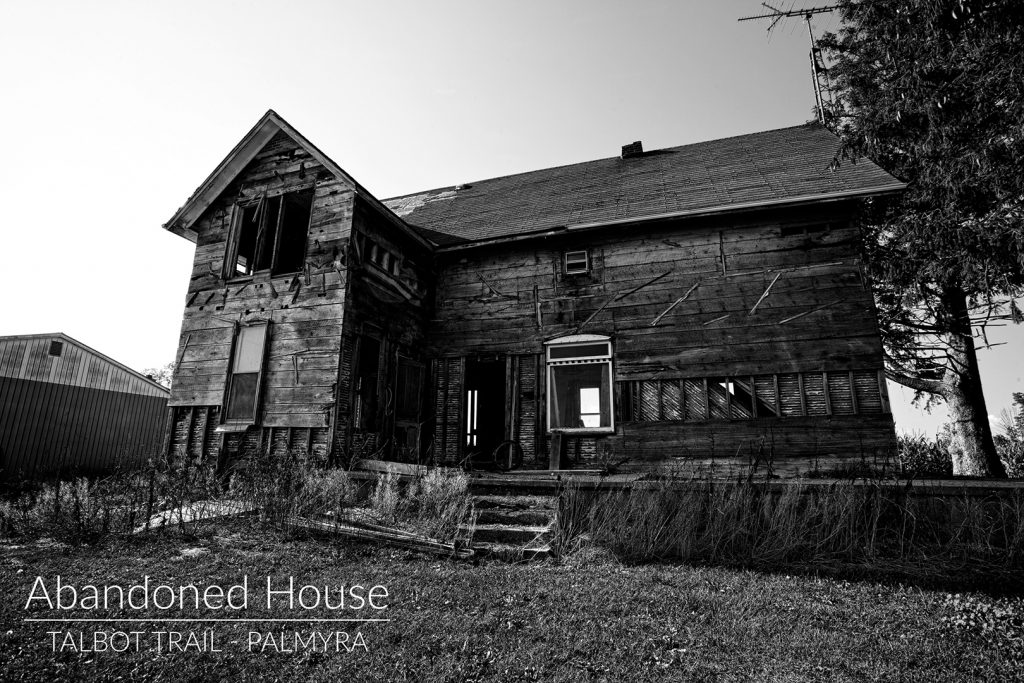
738 3 838 125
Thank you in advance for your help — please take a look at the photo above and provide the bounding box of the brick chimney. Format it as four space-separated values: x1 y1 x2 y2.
621 141 643 159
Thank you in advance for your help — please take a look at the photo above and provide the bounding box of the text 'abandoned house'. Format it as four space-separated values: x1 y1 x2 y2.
163 111 904 477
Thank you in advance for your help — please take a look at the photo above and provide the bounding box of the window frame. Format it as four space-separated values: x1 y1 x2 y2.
545 335 615 435
564 249 590 276
221 321 270 427
223 187 314 280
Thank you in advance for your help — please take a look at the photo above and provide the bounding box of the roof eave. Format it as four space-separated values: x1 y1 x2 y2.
433 183 906 254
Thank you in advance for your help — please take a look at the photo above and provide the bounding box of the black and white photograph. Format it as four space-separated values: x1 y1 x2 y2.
1 1 1023 680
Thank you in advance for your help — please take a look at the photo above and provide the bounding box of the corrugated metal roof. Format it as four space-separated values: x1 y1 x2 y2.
0 334 170 397
383 123 903 246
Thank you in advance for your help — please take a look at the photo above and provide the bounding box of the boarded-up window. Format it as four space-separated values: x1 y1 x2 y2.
707 379 730 420
355 337 381 431
778 373 803 416
754 375 779 416
684 379 707 421
827 372 856 415
727 378 755 419
617 370 885 423
803 373 828 416
853 370 884 414
661 381 683 420
224 323 268 422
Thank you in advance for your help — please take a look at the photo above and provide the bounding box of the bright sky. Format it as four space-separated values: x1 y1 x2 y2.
1 0 1020 435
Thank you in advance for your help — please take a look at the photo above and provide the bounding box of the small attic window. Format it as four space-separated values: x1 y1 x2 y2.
48 340 63 357
564 250 589 275
227 188 313 278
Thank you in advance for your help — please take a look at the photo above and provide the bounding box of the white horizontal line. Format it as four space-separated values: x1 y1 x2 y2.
24 618 389 623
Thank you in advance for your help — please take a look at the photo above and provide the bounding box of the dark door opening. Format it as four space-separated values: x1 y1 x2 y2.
464 358 506 467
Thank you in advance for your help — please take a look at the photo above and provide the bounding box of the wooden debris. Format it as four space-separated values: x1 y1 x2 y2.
286 516 473 559
748 272 783 316
719 231 726 274
650 281 700 326
703 313 731 326
477 274 518 300
353 458 429 476
176 333 191 365
579 270 672 330
533 284 542 328
778 299 843 325
614 270 672 302
268 279 278 298
185 290 199 306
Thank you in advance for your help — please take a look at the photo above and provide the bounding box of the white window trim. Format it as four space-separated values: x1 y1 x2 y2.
564 250 589 275
544 334 615 435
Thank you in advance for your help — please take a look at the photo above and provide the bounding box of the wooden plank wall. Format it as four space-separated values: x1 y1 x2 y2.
338 198 434 462
428 204 894 472
168 130 354 461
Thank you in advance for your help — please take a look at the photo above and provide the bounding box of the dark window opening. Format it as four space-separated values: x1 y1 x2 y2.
229 189 313 277
395 359 423 421
48 340 63 357
464 359 507 459
355 337 381 431
276 190 314 274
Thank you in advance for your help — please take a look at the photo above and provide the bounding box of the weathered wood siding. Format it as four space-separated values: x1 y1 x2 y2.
427 203 895 472
337 198 434 461
168 130 353 460
0 335 168 476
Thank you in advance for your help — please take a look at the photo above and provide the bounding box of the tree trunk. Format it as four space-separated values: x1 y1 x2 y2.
940 286 1006 477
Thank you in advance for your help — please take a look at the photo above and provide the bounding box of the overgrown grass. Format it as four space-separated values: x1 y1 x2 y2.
554 478 1024 587
0 451 474 546
1 522 1021 681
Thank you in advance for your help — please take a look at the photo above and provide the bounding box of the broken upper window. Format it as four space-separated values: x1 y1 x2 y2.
546 335 614 433
224 322 269 423
564 250 589 275
228 189 314 278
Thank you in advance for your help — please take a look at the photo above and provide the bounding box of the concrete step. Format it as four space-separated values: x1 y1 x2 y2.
464 522 551 545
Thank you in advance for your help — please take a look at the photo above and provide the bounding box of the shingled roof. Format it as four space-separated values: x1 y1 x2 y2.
383 123 903 247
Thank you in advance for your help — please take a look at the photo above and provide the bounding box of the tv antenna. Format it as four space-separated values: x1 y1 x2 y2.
738 3 838 125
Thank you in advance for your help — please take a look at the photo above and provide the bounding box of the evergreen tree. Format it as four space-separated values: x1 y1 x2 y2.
820 0 1024 475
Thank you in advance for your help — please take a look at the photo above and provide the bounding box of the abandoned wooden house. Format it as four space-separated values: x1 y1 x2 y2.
0 333 170 477
163 110 903 476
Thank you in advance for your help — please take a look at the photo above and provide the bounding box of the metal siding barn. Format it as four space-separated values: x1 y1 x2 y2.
0 334 170 477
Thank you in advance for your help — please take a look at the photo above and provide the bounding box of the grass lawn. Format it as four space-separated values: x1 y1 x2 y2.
1 522 1022 682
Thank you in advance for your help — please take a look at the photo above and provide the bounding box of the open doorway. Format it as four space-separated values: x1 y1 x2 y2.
464 358 506 467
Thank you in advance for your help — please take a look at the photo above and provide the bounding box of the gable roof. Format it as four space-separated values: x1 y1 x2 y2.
164 110 430 249
383 123 904 248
